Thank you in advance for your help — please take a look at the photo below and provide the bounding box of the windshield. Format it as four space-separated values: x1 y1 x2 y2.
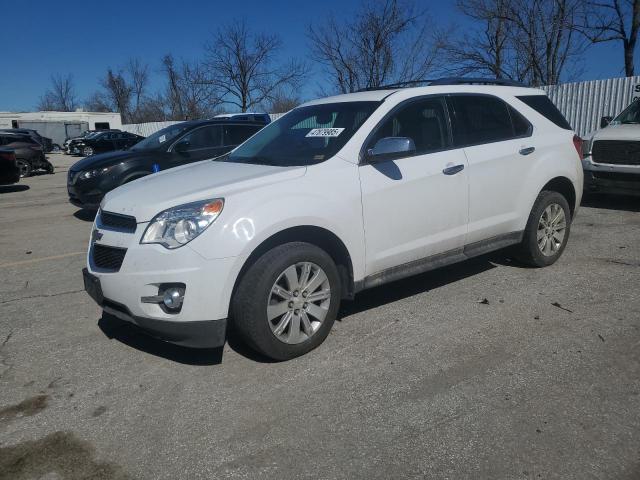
613 99 640 124
130 123 191 151
225 101 380 166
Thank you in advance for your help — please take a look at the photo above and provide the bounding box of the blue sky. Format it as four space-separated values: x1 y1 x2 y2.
0 0 634 112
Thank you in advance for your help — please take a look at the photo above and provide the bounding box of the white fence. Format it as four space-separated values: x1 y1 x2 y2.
541 76 640 137
122 77 640 139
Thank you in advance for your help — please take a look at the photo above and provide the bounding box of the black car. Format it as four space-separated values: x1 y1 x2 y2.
0 148 20 185
0 128 55 152
0 132 53 177
67 118 267 209
74 130 143 157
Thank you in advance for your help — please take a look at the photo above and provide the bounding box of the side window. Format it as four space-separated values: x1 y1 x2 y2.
224 125 261 146
509 106 533 137
179 125 223 150
369 96 451 155
449 95 520 146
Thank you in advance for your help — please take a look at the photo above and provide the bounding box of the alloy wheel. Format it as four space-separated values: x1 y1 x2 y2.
537 203 566 256
267 262 331 344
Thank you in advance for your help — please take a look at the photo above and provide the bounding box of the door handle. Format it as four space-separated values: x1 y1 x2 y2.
519 146 535 156
442 164 465 175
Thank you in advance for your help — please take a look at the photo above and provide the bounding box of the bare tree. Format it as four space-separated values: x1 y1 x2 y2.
127 58 149 120
500 0 588 85
162 54 219 119
37 74 78 111
204 20 307 112
579 0 640 76
444 0 524 80
308 0 443 93
267 91 301 113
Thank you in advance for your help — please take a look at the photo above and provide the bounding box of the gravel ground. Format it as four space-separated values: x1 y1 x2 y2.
0 153 639 480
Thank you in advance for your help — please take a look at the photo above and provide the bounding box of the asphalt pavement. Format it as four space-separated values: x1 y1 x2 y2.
1 153 639 480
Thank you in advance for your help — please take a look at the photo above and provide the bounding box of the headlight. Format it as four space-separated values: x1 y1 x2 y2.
141 198 224 249
81 166 112 179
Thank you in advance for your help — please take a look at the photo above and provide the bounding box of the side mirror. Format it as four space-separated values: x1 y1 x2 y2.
600 116 613 128
174 140 190 153
366 137 416 162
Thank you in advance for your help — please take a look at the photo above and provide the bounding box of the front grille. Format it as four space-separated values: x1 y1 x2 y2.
592 140 640 166
92 244 127 271
99 211 137 232
592 171 640 183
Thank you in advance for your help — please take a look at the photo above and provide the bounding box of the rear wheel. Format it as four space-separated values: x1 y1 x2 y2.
513 190 571 267
45 161 54 174
16 159 32 178
232 242 341 360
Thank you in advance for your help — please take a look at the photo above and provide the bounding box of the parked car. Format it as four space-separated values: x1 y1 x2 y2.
0 132 53 177
0 148 20 185
68 118 266 209
583 99 640 196
64 130 101 154
82 79 583 360
0 128 55 152
213 112 271 124
74 130 144 157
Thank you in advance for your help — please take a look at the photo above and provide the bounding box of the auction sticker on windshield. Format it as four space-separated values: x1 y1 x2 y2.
306 128 345 138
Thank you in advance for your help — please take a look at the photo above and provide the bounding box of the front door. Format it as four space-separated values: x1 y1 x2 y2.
358 96 469 275
170 125 225 166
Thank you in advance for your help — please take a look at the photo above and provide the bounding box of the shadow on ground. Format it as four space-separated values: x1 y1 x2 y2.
73 209 97 222
0 184 29 194
98 314 223 365
581 193 640 212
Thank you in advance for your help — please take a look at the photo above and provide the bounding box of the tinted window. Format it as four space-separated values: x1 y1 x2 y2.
224 125 261 146
369 97 450 155
517 95 572 130
180 125 223 149
449 95 520 146
509 106 533 137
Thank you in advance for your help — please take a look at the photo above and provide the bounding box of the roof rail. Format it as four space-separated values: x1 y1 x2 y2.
356 77 527 92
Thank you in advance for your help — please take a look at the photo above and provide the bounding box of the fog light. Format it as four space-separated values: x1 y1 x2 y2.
163 288 184 310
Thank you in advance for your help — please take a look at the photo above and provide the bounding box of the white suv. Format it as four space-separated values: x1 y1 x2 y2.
83 81 583 360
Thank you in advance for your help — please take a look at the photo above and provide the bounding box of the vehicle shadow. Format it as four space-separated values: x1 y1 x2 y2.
98 313 224 365
0 184 29 193
581 193 640 212
73 209 97 222
98 254 502 365
339 255 497 318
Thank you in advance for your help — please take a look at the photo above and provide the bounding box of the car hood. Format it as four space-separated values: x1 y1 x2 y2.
590 124 640 142
101 160 306 222
70 150 152 171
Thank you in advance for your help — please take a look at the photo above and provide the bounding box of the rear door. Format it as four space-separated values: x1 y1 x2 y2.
358 96 469 274
447 94 534 244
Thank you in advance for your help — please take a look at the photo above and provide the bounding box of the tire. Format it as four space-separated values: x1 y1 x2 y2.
232 242 341 361
45 161 55 174
16 159 32 178
513 190 571 267
82 146 94 157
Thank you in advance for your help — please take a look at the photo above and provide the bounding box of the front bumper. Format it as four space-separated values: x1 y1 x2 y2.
84 221 244 349
582 157 640 196
67 172 104 209
84 269 226 348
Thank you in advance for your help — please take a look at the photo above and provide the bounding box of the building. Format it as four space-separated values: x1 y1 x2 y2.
0 110 122 146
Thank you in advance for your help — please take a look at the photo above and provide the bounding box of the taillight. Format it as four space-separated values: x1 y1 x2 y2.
572 134 583 158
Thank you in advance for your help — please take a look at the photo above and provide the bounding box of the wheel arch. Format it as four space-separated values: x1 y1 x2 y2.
231 225 356 303
540 176 577 218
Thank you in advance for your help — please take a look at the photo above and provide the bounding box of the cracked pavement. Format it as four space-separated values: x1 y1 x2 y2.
0 154 639 479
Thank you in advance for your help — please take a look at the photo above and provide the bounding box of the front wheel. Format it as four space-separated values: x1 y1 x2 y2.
513 190 571 267
82 146 94 157
232 242 341 360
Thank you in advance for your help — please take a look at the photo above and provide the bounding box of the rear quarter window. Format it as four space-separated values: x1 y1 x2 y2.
516 95 572 130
